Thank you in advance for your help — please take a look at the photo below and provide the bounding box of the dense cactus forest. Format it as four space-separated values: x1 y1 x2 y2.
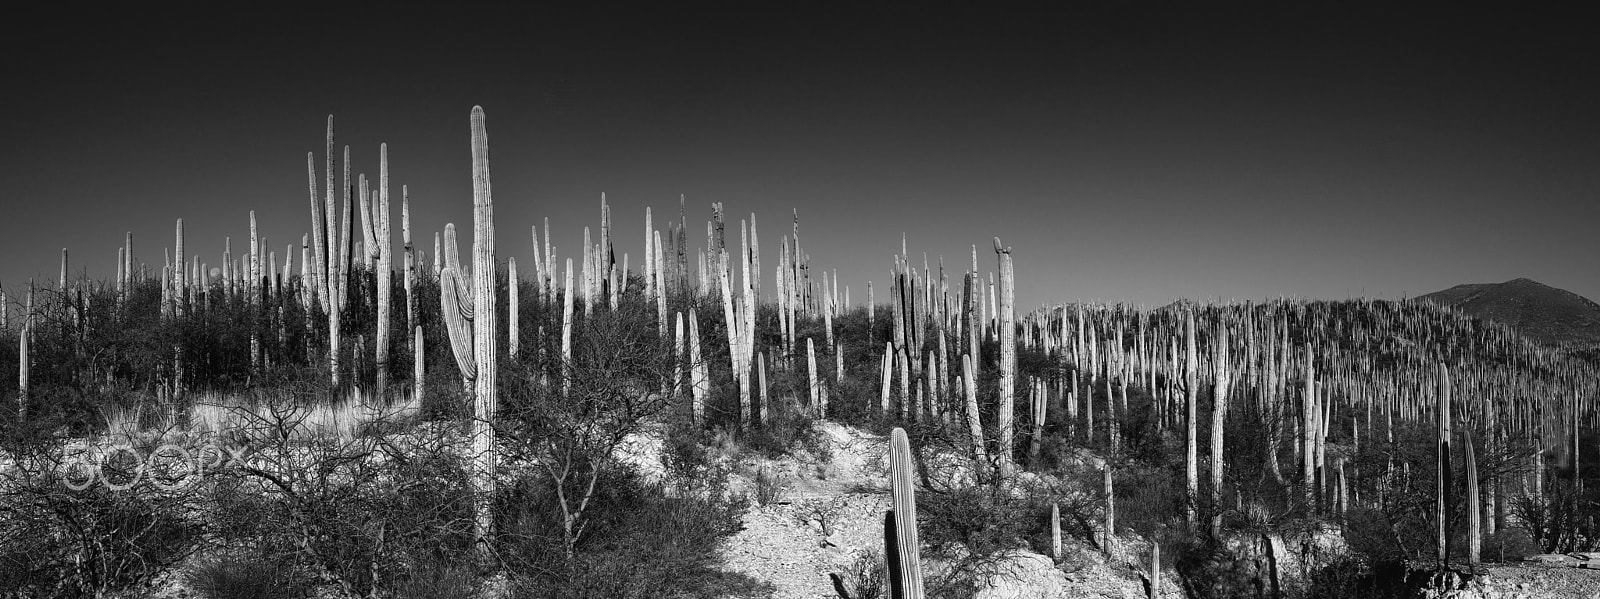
1 108 1596 598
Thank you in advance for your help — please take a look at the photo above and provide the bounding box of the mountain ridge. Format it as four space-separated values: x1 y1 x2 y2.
1419 278 1600 348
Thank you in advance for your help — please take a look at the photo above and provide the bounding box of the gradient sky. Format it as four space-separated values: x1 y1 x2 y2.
3 6 1596 311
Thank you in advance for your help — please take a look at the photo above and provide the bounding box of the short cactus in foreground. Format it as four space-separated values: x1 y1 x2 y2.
1050 502 1062 559
1149 543 1161 598
886 427 923 598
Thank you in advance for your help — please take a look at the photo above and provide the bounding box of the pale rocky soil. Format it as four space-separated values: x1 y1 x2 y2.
697 421 1600 599
706 422 1162 599
1421 559 1600 599
1470 564 1600 598
25 418 1600 598
713 422 896 599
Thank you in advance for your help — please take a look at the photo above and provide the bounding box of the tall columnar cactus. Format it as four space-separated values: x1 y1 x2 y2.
823 272 835 351
403 187 416 342
413 325 424 405
645 207 655 308
359 176 376 271
1050 502 1063 559
672 311 684 398
1184 309 1198 525
1266 319 1288 485
807 337 820 415
758 352 769 424
963 353 988 478
836 342 846 384
1570 393 1581 497
468 106 498 551
1109 321 1122 453
897 347 912 419
581 226 593 316
995 238 1015 479
530 225 544 301
1029 377 1047 464
743 217 758 410
123 232 134 305
17 318 27 420
688 308 707 422
328 144 351 389
324 116 337 312
966 272 981 407
1149 543 1161 599
299 236 311 310
1209 321 1231 536
887 427 924 598
376 144 393 399
1107 464 1120 557
1068 369 1079 440
868 281 875 340
509 257 519 360
1436 363 1453 568
1103 464 1116 555
599 193 612 302
249 211 262 370
880 342 894 415
174 219 185 316
115 249 125 307
440 225 475 391
717 244 753 426
561 258 575 397
654 230 668 338
341 146 354 279
542 217 553 301
1485 395 1500 537
173 221 186 396
923 349 938 419
1303 343 1316 512
1464 428 1480 567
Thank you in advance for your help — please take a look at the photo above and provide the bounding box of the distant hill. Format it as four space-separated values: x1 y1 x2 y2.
1419 278 1600 348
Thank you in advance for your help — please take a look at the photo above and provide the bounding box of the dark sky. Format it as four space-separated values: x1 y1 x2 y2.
3 6 1596 311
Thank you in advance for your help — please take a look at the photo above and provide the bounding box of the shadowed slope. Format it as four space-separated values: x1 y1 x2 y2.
1421 278 1600 348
